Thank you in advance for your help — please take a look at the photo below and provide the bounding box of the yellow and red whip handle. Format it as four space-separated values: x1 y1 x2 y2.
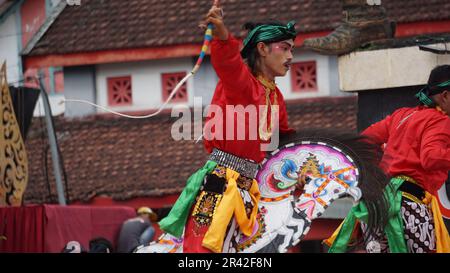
192 24 213 74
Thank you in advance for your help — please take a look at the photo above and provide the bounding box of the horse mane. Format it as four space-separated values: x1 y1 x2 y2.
279 129 391 249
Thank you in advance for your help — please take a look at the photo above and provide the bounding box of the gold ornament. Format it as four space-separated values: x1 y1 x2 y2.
257 75 278 141
0 62 29 206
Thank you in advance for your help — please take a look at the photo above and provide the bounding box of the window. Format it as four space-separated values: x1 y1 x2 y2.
107 76 132 106
161 72 188 103
291 61 318 92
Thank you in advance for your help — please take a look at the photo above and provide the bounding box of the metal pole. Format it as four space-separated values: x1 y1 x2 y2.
38 74 66 205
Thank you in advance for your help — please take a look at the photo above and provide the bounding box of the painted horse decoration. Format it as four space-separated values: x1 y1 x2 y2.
136 131 390 253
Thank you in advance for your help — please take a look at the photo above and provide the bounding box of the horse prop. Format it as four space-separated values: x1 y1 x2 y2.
136 133 389 253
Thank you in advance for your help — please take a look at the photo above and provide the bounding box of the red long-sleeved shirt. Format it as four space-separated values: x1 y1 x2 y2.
362 106 450 194
203 34 294 163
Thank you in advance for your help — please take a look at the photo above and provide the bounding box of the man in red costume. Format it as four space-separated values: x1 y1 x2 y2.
159 1 296 252
326 65 450 253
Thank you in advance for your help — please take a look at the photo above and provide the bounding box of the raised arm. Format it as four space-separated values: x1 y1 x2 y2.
202 1 257 104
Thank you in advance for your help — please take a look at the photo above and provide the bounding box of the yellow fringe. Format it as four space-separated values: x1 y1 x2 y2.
202 168 260 253
424 192 450 253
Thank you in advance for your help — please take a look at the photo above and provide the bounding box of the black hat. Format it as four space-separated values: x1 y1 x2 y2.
88 237 114 253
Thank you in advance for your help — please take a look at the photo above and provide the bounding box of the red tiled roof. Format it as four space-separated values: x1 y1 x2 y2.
27 0 450 56
23 96 357 204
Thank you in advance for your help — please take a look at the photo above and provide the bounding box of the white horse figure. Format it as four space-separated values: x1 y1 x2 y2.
136 134 387 253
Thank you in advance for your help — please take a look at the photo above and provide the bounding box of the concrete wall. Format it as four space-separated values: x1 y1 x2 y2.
96 58 194 113
339 44 450 92
328 55 354 97
32 93 65 117
32 65 94 118
63 50 346 116
192 56 217 106
64 65 96 117
0 10 21 86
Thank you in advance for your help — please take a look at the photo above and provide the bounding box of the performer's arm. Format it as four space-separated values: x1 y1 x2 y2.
210 35 257 104
205 2 257 104
361 115 392 145
420 118 450 170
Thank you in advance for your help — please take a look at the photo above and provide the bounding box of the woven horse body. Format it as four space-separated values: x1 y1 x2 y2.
136 132 389 253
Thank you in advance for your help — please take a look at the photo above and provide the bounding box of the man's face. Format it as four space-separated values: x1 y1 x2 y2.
440 90 450 116
263 39 294 77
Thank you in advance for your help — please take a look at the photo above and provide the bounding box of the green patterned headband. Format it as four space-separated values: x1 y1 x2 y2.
241 21 297 58
415 79 450 107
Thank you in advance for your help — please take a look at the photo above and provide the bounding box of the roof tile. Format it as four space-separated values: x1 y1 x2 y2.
27 0 450 56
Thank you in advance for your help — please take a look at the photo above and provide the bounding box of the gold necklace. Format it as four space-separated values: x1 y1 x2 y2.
257 75 278 141
436 106 447 115
257 75 277 91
